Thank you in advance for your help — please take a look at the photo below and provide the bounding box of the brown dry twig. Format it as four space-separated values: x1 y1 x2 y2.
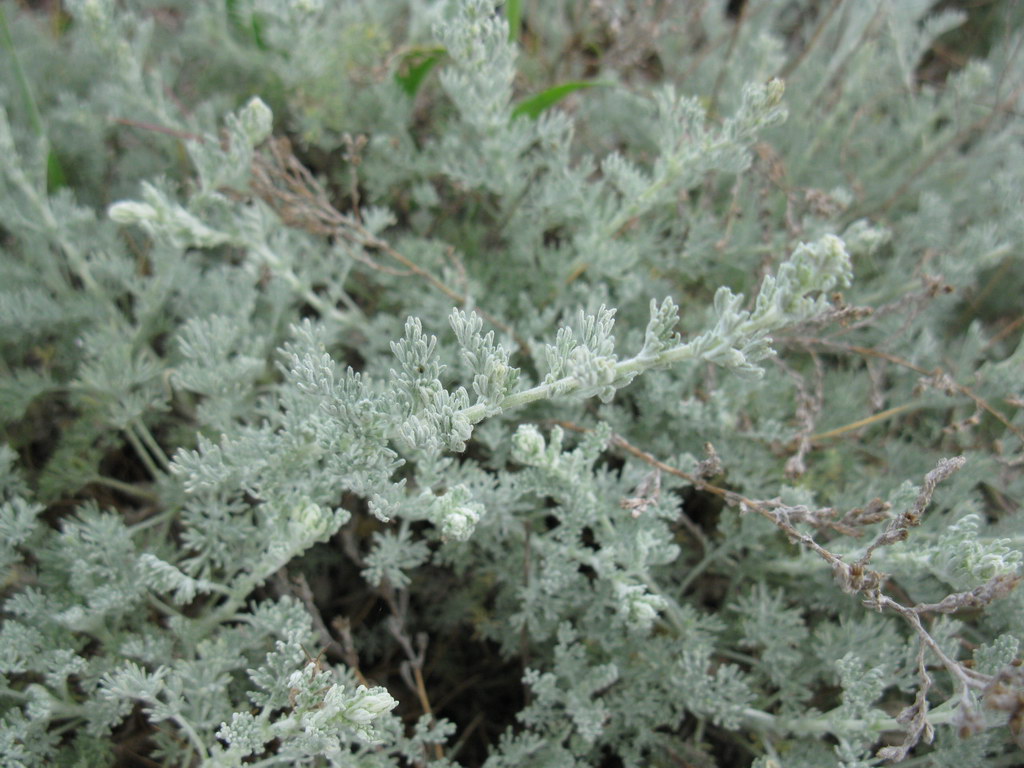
250 137 530 356
782 335 1024 444
555 419 1021 758
773 353 824 478
620 467 661 519
379 583 445 761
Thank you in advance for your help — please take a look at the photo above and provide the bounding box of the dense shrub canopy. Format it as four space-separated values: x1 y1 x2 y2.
1 1 1022 766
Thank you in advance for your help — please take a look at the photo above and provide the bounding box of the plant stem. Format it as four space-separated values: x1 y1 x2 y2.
0 7 45 139
133 420 170 472
125 427 163 480
92 474 159 502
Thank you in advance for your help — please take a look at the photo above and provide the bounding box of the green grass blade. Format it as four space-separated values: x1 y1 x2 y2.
511 80 610 120
0 6 45 138
506 0 522 42
225 0 268 50
46 150 67 193
395 46 447 97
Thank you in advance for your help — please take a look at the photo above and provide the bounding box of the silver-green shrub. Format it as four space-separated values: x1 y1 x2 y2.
1 1 1022 766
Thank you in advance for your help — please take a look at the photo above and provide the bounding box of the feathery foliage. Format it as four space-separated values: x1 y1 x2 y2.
1 1 1023 766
